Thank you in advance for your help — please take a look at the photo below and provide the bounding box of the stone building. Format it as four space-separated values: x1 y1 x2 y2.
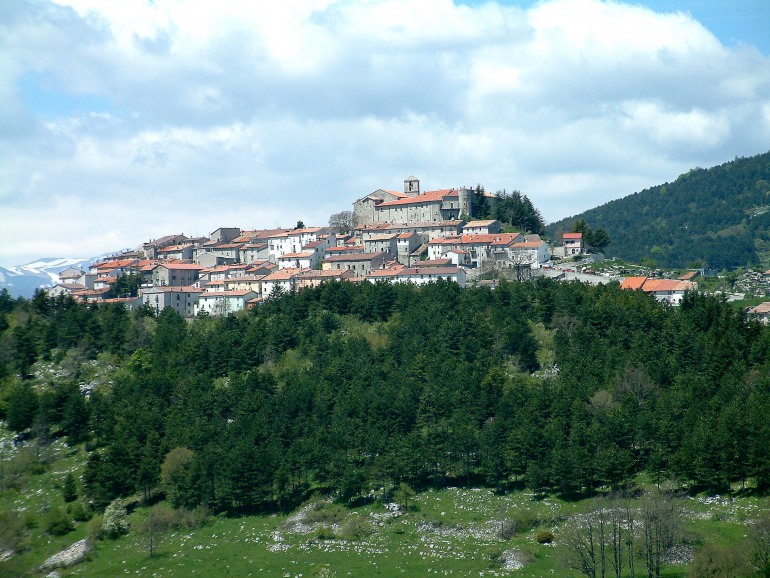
353 176 473 226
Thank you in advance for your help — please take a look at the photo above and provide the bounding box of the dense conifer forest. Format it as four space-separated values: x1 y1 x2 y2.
2 279 770 518
547 150 770 269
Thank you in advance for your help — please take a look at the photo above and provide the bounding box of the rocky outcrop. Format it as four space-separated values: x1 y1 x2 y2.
40 539 90 571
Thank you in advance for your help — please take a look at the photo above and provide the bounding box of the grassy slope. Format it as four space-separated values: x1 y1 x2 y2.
3 439 768 578
0 433 91 577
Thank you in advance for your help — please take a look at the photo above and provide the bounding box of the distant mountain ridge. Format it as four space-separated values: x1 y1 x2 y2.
547 150 770 269
0 257 97 298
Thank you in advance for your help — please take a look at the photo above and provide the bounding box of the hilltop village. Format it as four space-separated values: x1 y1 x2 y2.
46 176 696 316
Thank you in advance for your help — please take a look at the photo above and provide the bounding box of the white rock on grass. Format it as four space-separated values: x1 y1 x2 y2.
40 539 90 571
500 548 524 570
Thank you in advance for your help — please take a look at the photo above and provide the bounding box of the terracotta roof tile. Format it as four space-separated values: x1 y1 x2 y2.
377 189 457 207
620 276 648 290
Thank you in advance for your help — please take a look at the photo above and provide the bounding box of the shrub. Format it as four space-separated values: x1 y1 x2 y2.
316 525 336 540
102 498 129 538
499 509 540 539
305 503 346 525
67 501 92 522
536 529 554 544
0 510 31 552
45 507 74 536
178 505 211 529
86 514 105 541
339 517 373 540
22 510 38 529
688 543 750 578
485 547 504 566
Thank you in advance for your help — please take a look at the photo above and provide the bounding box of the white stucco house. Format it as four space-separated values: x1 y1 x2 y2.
195 290 259 316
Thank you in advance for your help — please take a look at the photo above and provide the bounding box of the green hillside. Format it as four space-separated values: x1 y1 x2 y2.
547 151 770 269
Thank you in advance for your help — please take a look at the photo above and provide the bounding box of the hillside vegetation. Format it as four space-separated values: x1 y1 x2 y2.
2 282 770 500
548 150 770 269
1 283 770 575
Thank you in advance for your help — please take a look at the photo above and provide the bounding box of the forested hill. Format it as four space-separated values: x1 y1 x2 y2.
3 282 770 514
547 150 770 269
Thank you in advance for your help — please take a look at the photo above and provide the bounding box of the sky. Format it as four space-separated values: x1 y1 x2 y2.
2 0 770 266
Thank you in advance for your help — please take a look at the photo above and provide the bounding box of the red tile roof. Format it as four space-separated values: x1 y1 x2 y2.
620 276 695 293
620 276 648 290
642 279 694 292
510 241 544 249
377 189 457 207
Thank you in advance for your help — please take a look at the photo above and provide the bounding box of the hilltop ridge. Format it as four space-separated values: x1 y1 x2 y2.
547 150 770 269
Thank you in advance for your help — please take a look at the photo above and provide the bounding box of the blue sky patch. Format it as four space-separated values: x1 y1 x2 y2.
20 71 113 118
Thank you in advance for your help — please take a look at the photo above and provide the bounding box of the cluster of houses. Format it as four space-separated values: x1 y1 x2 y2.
44 175 702 317
44 177 568 317
48 219 556 317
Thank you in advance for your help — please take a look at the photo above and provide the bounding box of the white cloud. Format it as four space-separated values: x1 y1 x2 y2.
619 100 730 148
1 0 769 264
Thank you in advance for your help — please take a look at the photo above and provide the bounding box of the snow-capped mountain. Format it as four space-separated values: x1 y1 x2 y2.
0 257 98 298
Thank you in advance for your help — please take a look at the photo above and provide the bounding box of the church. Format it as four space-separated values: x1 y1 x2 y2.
353 176 473 225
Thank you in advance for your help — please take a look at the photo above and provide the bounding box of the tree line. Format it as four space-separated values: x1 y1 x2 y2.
1 279 770 515
472 187 546 235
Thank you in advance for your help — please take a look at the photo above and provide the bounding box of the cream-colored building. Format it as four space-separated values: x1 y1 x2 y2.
367 266 467 287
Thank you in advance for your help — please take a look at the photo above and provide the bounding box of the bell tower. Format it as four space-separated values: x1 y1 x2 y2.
404 175 420 197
